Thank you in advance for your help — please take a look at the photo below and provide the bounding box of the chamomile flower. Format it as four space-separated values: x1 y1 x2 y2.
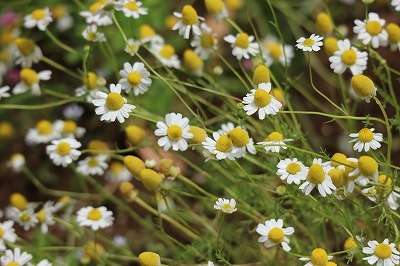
124 38 140 56
351 75 377 103
151 43 181 69
202 132 240 160
296 34 323 52
36 201 56 233
46 138 82 167
0 248 33 266
213 198 237 213
92 83 136 123
79 0 113 26
229 126 256 156
119 62 152 95
386 23 400 51
139 24 164 45
392 0 400 11
224 32 259 60
205 0 228 22
190 23 218 60
76 206 114 231
0 85 10 101
354 12 388 48
349 128 383 152
363 239 400 265
362 175 400 210
14 207 38 231
23 8 53 31
52 5 73 32
299 159 336 197
114 0 148 18
242 82 282 119
276 158 307 185
104 161 132 183
257 132 292 153
0 221 17 251
329 39 368 75
82 24 106 42
172 5 204 39
6 153 25 173
13 68 52 95
14 38 42 68
77 155 108 176
75 71 107 103
299 248 333 266
25 120 60 145
348 155 378 182
343 157 369 193
261 36 294 66
256 218 295 252
53 120 86 138
183 49 204 76
154 112 193 151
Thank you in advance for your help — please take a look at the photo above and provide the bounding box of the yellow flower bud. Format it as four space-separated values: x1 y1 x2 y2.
159 158 173 176
119 181 138 201
324 36 339 57
88 140 109 155
253 65 270 85
0 122 15 140
124 155 145 177
140 169 163 191
316 12 333 35
188 126 207 144
10 193 28 211
139 251 161 266
125 125 146 146
165 15 179 30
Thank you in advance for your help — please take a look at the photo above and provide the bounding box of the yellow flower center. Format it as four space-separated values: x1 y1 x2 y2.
341 49 357 65
358 155 377 177
36 120 53 135
310 248 329 266
374 243 392 259
6 262 19 266
366 21 382 36
205 0 224 14
20 213 31 222
183 49 203 71
0 227 4 238
387 23 400 43
56 142 71 156
188 126 207 144
127 72 141 86
110 161 124 174
345 160 358 180
90 1 105 13
344 237 357 250
324 37 339 57
87 208 103 221
87 158 99 167
253 89 271 108
10 193 28 211
139 252 160 266
253 65 270 84
31 9 46 20
330 153 347 167
235 33 249 48
20 68 39 86
62 120 77 134
328 168 346 188
358 128 374 143
124 155 145 176
140 169 163 191
105 92 124 111
125 2 139 11
160 45 175 59
230 128 249 147
222 203 232 211
316 12 333 35
216 134 232 152
286 162 301 175
52 5 67 19
268 227 284 243
351 75 374 98
140 24 155 39
15 38 35 56
303 38 315 47
200 34 215 48
181 5 199 26
307 164 326 185
376 175 393 196
37 208 45 223
267 43 283 60
167 125 183 141
265 132 283 142
83 72 98 90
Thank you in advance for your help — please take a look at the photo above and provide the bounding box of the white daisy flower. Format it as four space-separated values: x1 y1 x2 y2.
363 239 400 265
386 23 400 52
92 83 136 123
6 153 25 173
124 38 140 56
257 131 293 153
0 248 33 266
75 71 107 103
205 0 228 22
343 157 369 193
13 207 38 231
329 39 368 75
0 86 10 101
299 248 333 266
77 155 109 176
242 82 282 120
13 37 42 68
0 221 17 251
114 0 148 18
256 218 295 252
224 32 259 60
299 158 336 197
37 201 56 233
82 24 106 42
353 12 388 48
154 112 193 151
119 62 152 95
13 68 52 95
202 132 240 160
362 175 400 210
53 120 86 138
348 155 378 182
261 36 294 66
76 206 114 231
46 138 82 167
191 23 218 60
213 198 237 213
218 124 256 157
276 158 307 185
172 5 204 39
349 128 383 152
23 8 53 31
139 24 164 45
25 120 60 145
79 0 113 26
351 74 377 103
392 0 400 11
52 5 73 32
104 161 132 183
295 34 324 52
151 43 181 69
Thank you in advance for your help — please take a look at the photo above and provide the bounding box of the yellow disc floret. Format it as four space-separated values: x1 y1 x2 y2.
181 5 199 26
253 65 270 85
230 128 249 147
159 158 173 176
139 251 161 266
374 243 392 259
36 120 53 135
124 155 145 177
307 164 326 185
268 227 284 243
0 122 14 139
303 38 315 47
125 2 139 11
216 134 232 152
188 126 207 144
358 128 374 143
376 175 393 196
351 75 375 98
386 23 400 43
330 153 347 168
205 0 224 15
31 9 46 21
10 193 28 211
87 208 103 221
160 45 175 59
366 21 382 36
265 132 283 142
358 155 377 177
106 92 124 111
286 162 301 175
83 72 99 90
165 15 179 30
84 241 105 261
20 68 38 86
15 38 35 56
310 248 329 266
56 142 71 156
235 33 249 48
316 12 333 35
140 24 156 39
140 169 163 191
200 34 214 48
127 72 141 86
125 125 146 146
167 125 182 141
328 168 346 188
183 49 203 71
324 37 339 57
62 120 77 134
37 208 45 223
344 237 358 250
267 43 282 60
88 140 109 155
253 89 271 108
341 49 357 65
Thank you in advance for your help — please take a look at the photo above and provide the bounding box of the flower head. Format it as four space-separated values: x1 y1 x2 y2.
256 218 295 251
354 12 388 48
213 198 237 213
139 252 161 266
386 23 400 51
299 159 336 197
77 155 108 176
0 221 17 251
13 68 52 95
76 206 114 231
0 248 32 266
363 239 400 265
14 38 42 68
261 36 294 67
151 43 181 69
53 120 86 138
276 158 307 185
46 138 82 167
190 23 218 60
24 8 53 31
114 0 148 19
82 24 106 42
351 75 377 103
172 5 204 39
329 39 368 75
349 128 383 152
79 0 112 26
299 248 333 266
119 62 152 95
124 38 140 56
202 132 240 160
296 34 323 52
224 32 259 60
257 131 292 153
205 0 228 22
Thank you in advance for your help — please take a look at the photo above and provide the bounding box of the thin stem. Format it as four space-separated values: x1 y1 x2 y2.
45 29 78 55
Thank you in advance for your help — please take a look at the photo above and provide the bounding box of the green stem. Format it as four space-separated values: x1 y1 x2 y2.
45 29 78 55
41 56 81 80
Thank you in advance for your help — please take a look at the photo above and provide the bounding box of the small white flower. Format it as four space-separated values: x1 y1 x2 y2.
24 8 53 31
124 38 140 56
37 201 56 233
257 131 292 153
242 82 282 120
0 221 17 251
115 0 148 18
0 86 11 101
46 138 82 167
363 239 400 266
349 128 383 152
119 62 152 95
219 125 256 157
224 32 259 60
213 198 237 213
76 71 107 103
79 1 113 26
13 207 38 231
353 12 388 48
76 206 114 231
329 39 368 75
151 43 181 69
139 24 164 45
392 0 400 11
77 155 109 176
6 153 25 173
92 83 136 123
296 34 323 52
104 161 132 183
256 218 294 252
154 112 193 151
25 120 60 145
53 120 86 138
82 24 106 42
276 158 307 185
299 158 336 197
362 175 400 210
172 5 204 39
204 0 228 22
0 247 33 266
348 155 378 182
13 68 52 95
261 36 294 66
202 132 240 160
191 23 218 60
299 248 333 266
